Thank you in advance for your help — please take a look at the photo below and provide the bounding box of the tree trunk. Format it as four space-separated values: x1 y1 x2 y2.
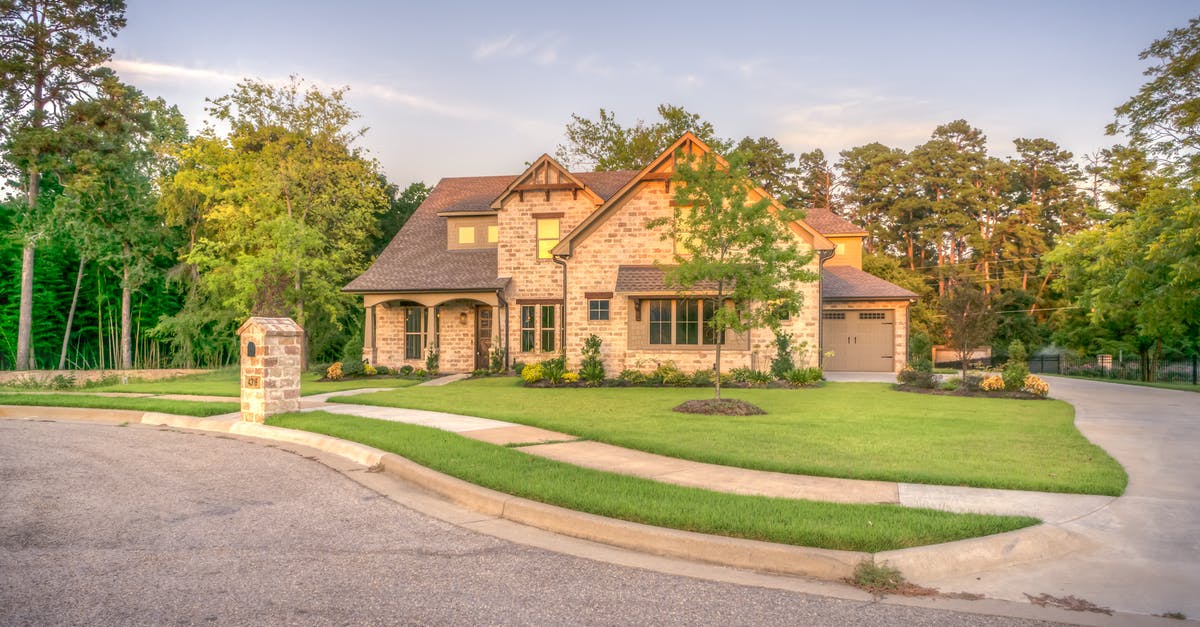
16 241 36 370
58 257 86 370
121 243 133 370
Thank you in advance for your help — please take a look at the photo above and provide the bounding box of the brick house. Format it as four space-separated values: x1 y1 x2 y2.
344 133 916 374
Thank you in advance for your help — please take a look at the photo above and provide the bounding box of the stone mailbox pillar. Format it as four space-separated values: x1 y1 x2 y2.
236 317 304 423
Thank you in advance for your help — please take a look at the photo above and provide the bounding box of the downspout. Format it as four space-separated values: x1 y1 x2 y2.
816 247 836 369
552 255 568 357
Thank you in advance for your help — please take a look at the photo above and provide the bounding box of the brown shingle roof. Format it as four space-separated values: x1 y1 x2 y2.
803 208 867 235
822 265 917 300
345 171 637 293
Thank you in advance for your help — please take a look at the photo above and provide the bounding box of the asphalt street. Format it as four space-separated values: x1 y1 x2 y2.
0 419 1063 626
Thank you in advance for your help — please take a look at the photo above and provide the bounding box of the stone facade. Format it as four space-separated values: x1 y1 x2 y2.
237 317 303 423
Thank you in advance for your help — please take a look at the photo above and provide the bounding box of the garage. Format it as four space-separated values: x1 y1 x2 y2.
821 309 895 372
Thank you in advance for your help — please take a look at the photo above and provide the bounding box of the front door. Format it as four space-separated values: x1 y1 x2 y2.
474 306 493 371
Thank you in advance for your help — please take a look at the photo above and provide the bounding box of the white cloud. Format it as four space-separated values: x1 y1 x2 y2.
106 59 242 85
472 32 564 66
775 97 936 153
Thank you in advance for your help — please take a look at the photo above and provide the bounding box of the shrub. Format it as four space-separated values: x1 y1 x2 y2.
413 368 428 377
690 369 714 387
730 367 766 384
649 361 685 385
472 369 489 377
783 367 823 386
910 355 933 373
398 365 414 376
896 366 935 388
562 372 580 384
1002 340 1030 391
980 374 1006 392
425 349 440 376
540 356 567 384
511 360 527 376
49 374 76 390
940 377 961 391
363 363 377 377
579 334 606 385
342 359 365 377
1023 374 1050 398
663 369 691 387
326 362 344 381
617 369 647 385
770 331 797 380
962 374 984 391
489 345 506 374
521 363 545 384
375 365 390 375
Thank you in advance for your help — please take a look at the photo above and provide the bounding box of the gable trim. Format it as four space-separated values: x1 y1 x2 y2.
489 154 604 210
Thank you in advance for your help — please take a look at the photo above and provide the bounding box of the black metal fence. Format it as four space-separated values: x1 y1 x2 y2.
1041 354 1200 385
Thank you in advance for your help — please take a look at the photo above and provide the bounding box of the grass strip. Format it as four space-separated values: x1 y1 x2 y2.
267 411 1039 553
335 378 1128 496
78 368 421 397
0 393 238 417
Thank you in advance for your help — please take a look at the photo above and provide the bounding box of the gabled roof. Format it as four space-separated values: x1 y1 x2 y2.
804 208 868 236
551 132 835 256
344 171 636 294
822 265 917 301
490 154 604 209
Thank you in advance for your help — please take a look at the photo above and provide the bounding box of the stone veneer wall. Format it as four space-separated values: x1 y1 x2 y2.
821 300 911 372
557 181 822 373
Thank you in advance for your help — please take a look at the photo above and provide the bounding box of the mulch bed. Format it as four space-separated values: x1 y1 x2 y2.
672 399 766 415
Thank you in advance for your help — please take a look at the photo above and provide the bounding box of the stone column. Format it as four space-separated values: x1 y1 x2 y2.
236 317 304 423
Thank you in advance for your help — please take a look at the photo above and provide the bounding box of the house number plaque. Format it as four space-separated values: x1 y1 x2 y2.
245 375 262 388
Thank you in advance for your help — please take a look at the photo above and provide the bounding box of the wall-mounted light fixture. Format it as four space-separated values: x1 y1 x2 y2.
459 312 468 325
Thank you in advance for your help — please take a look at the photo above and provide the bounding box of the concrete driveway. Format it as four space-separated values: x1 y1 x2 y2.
926 377 1200 618
1 419 1059 626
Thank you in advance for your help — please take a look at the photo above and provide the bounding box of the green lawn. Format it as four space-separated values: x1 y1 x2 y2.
336 378 1128 496
267 411 1038 552
80 368 420 397
0 393 238 416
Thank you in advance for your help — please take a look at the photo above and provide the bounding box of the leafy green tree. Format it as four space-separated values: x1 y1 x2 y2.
650 150 817 400
54 76 186 368
556 104 731 170
837 142 910 255
732 135 801 205
0 0 126 369
159 77 387 365
1109 16 1200 174
373 180 429 256
794 148 839 210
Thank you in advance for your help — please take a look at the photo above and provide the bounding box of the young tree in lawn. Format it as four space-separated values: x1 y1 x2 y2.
650 147 817 402
941 283 997 381
0 0 126 369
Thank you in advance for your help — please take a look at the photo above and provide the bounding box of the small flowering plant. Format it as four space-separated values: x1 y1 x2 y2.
980 374 1006 392
1022 374 1050 398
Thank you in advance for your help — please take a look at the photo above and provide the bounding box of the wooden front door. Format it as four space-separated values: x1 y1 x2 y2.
474 306 493 371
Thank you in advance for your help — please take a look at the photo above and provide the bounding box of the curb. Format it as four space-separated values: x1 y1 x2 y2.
3 405 1091 584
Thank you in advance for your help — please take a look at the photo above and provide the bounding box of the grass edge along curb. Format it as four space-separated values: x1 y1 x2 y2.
0 393 238 417
266 411 1039 553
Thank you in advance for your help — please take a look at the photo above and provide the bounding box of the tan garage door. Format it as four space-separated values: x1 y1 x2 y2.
822 310 895 372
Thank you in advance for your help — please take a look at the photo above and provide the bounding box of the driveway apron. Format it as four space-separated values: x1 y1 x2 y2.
924 376 1200 618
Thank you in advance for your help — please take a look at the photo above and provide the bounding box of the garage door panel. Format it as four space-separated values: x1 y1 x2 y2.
822 309 894 372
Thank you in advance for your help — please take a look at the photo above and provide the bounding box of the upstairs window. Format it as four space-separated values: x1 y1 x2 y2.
457 226 475 244
537 218 559 259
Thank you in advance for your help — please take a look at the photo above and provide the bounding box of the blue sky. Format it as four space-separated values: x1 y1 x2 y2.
109 1 1197 186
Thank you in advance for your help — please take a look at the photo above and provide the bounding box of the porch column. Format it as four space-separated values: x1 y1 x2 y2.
368 304 377 365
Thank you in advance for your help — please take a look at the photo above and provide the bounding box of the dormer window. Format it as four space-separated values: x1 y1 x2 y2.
446 216 498 250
